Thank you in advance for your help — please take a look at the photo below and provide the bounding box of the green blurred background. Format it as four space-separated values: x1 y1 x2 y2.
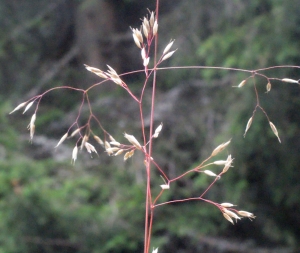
1 0 300 252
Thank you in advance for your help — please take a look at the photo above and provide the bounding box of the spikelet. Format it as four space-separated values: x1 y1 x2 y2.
124 133 142 150
71 145 78 165
244 117 253 137
269 121 281 143
9 102 27 114
282 78 299 84
211 139 231 156
55 132 68 148
223 212 234 225
153 123 163 138
23 101 35 114
266 82 271 93
233 79 247 88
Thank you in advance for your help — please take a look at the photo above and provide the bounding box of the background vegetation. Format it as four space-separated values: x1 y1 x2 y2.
1 0 300 252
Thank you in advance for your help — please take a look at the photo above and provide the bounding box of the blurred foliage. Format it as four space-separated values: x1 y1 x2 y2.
1 0 300 252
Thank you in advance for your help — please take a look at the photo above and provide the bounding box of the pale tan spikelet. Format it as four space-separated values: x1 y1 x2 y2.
223 209 241 221
211 139 231 156
27 113 36 141
269 121 281 143
152 20 158 36
10 101 27 114
223 212 234 225
141 48 146 60
85 142 97 154
149 11 155 27
71 145 78 165
131 28 143 44
23 101 35 114
266 82 271 93
109 135 116 142
124 150 134 161
29 124 35 142
71 128 81 137
143 17 150 35
233 79 246 88
55 132 68 148
213 160 227 165
142 23 149 39
153 123 163 138
143 57 150 67
124 133 142 150
105 147 120 154
84 64 107 79
222 155 233 173
104 141 111 150
244 116 253 137
160 184 170 190
237 210 256 219
282 78 299 84
203 170 217 177
94 135 104 146
110 141 121 147
106 65 119 77
163 40 175 55
132 32 142 48
220 203 236 208
114 149 124 156
161 49 177 62
80 135 88 150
